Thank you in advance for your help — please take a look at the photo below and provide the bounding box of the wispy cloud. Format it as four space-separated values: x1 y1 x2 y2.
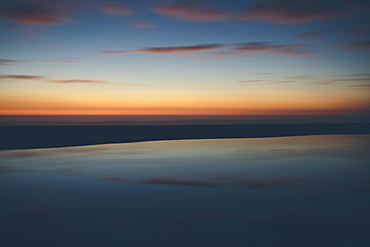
98 3 131 15
0 74 114 85
237 0 343 24
0 75 44 81
153 1 230 21
50 79 109 84
100 44 227 55
0 1 72 25
151 0 369 25
100 42 315 57
327 78 370 83
238 74 370 87
217 42 316 56
0 59 28 65
347 41 370 50
308 76 370 86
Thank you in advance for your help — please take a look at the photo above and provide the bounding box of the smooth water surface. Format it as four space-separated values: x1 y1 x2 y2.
1 135 369 247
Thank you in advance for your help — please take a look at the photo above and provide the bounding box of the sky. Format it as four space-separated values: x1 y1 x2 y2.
0 0 369 120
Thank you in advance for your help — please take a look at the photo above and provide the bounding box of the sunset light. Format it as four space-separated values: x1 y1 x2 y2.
1 0 369 123
1 2 370 246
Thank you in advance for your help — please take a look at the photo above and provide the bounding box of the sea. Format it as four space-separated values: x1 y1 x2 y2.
0 135 369 247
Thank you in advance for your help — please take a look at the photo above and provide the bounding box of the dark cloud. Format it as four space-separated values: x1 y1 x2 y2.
0 74 112 85
100 42 315 58
0 75 44 81
100 44 227 55
0 59 28 65
136 177 221 188
347 41 370 50
151 0 370 25
237 0 367 24
0 0 72 25
2 0 368 27
137 44 226 54
219 42 316 56
98 3 131 15
153 1 230 21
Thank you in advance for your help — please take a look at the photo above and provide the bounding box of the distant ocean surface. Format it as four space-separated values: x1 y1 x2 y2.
1 114 370 125
1 135 369 247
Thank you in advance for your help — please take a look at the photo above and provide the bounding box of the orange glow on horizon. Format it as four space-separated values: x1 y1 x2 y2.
1 106 369 116
1 84 369 116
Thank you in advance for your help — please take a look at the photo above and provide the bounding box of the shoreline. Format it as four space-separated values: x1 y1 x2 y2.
1 123 370 150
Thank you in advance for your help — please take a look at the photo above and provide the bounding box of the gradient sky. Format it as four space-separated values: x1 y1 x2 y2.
0 0 369 116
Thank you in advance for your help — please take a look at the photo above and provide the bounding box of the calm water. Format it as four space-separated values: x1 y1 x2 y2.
1 135 369 247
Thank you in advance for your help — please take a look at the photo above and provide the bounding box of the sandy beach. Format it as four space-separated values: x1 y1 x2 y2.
1 123 369 150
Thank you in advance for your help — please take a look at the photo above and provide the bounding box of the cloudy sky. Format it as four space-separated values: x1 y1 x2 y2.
0 0 369 116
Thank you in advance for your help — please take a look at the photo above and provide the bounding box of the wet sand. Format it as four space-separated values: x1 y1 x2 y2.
1 123 370 150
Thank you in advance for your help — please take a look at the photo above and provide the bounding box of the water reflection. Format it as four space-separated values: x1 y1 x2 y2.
0 135 369 247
